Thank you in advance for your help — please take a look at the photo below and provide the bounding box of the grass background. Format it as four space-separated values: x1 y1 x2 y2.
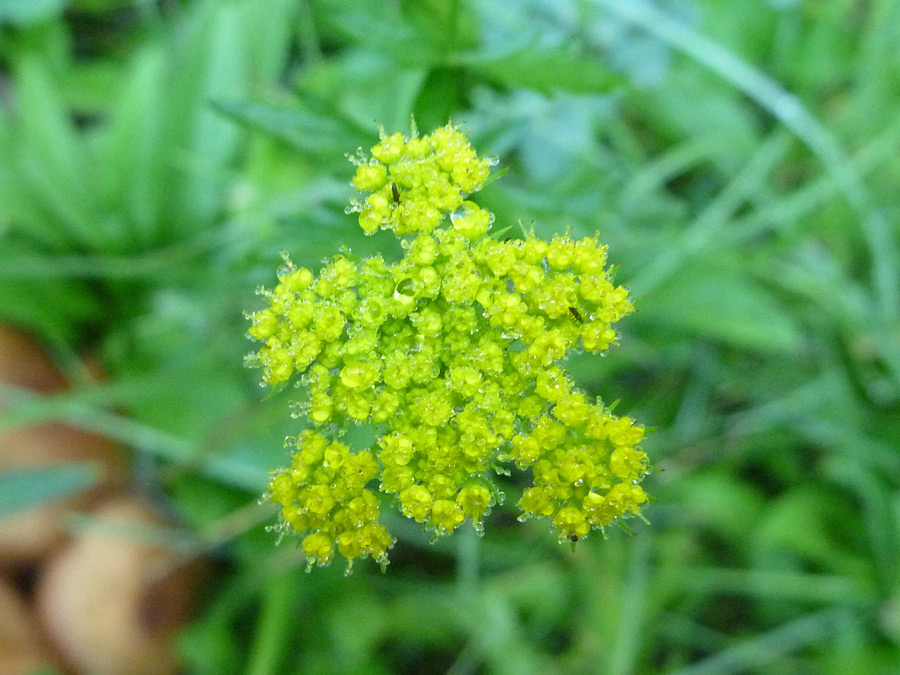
1 0 899 673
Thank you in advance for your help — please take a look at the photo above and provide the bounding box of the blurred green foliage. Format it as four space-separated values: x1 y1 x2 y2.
1 0 899 673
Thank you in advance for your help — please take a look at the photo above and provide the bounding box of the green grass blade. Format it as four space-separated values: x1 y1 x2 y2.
0 463 99 518
663 609 853 675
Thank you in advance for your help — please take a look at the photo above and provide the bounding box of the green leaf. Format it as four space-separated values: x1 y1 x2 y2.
235 0 298 82
641 268 803 353
0 463 100 519
98 46 168 246
313 0 439 66
0 273 102 342
461 48 623 95
0 0 64 26
165 1 249 232
211 99 365 156
12 57 107 250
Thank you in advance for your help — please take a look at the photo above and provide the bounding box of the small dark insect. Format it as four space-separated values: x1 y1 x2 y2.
391 182 400 204
569 534 579 543
568 306 583 323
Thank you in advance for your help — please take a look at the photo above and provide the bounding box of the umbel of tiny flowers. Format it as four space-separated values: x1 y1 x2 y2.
246 123 649 572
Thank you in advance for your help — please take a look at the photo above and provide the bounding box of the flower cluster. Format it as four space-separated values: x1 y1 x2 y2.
247 124 649 570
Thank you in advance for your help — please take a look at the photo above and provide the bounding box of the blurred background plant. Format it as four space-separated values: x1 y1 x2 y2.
0 0 898 673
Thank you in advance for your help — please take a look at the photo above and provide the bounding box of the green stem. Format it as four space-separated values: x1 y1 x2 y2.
245 575 295 675
456 523 480 603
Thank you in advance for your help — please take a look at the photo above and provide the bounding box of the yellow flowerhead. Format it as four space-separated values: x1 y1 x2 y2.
246 124 649 571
